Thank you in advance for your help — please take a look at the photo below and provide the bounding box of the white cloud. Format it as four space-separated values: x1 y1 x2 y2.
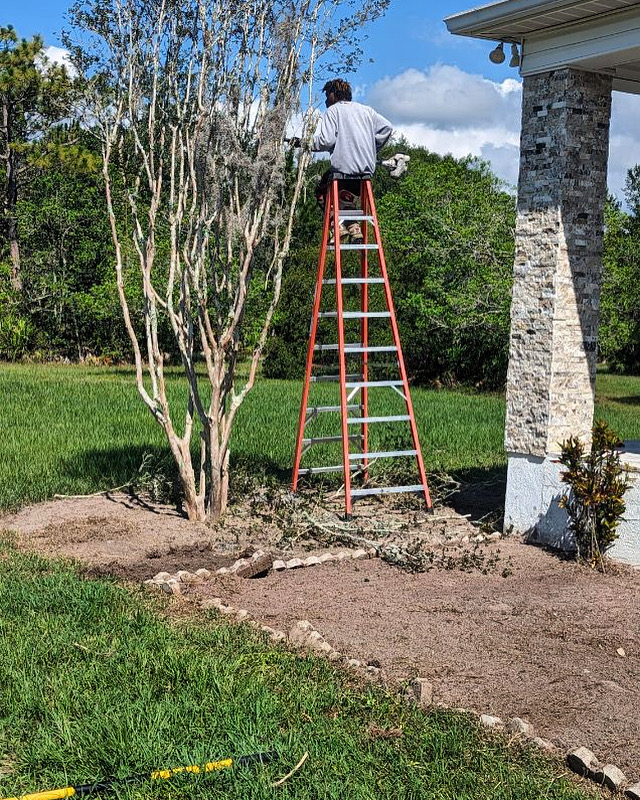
42 45 77 77
367 65 640 202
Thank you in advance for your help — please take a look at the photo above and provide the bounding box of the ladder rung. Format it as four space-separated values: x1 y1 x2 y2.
298 464 363 475
310 373 361 382
347 415 411 424
328 244 379 251
303 435 362 446
306 404 361 414
322 278 385 285
349 450 417 461
314 344 397 354
318 312 391 319
345 380 404 389
351 484 425 498
338 213 374 221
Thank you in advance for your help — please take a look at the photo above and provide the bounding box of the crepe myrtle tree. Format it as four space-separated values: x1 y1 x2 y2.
66 0 388 522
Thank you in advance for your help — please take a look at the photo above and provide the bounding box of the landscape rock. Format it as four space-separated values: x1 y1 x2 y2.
153 571 172 583
347 659 361 668
286 558 304 569
201 597 223 609
617 647 627 657
567 746 601 778
327 650 342 661
289 620 313 645
195 568 211 580
229 558 249 574
177 570 201 584
319 553 335 563
480 714 503 729
409 678 434 707
531 737 555 752
487 532 502 541
626 781 640 799
336 551 350 561
351 549 367 560
366 547 378 558
216 567 229 575
218 604 236 615
235 609 249 621
235 553 273 579
594 764 626 791
270 630 287 642
318 641 334 654
303 556 322 567
272 560 287 571
306 631 325 648
509 717 534 737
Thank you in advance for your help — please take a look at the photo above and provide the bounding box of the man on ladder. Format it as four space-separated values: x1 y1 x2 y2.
306 79 392 242
290 79 433 518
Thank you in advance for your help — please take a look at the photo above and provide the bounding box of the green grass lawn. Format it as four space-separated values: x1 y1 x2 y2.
0 543 592 800
1 363 640 511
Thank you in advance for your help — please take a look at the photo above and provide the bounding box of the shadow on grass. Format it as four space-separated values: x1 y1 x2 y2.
605 396 640 406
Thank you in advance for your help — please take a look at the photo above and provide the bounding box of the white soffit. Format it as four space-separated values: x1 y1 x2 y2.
445 0 640 93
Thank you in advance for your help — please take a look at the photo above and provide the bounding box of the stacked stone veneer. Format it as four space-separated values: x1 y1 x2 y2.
505 68 612 456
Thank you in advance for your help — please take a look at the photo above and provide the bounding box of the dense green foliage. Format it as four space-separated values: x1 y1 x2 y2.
264 146 516 388
559 420 631 568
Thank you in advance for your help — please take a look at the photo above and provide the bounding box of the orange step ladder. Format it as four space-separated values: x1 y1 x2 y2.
291 175 433 518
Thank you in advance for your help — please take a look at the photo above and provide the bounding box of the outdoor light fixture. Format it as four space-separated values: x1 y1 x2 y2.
489 42 505 64
509 43 521 68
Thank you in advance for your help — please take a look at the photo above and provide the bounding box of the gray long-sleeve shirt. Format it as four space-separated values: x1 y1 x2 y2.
312 101 393 176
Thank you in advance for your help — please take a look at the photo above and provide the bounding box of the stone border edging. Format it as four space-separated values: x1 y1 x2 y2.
143 551 639 794
144 546 377 595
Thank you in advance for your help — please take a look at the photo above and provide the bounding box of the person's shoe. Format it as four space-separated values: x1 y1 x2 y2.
347 222 364 245
329 223 349 245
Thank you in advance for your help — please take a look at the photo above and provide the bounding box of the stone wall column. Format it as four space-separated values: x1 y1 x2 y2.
504 68 612 540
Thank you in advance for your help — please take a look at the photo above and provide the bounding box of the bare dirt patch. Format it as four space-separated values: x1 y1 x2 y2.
2 491 639 779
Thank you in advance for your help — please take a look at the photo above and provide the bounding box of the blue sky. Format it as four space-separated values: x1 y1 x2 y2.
7 0 640 199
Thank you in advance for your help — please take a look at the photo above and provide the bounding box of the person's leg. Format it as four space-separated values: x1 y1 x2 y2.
340 179 363 244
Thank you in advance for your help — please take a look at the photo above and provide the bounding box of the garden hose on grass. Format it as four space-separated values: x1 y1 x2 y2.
3 751 277 800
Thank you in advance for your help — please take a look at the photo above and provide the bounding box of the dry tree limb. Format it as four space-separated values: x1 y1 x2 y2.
271 751 309 788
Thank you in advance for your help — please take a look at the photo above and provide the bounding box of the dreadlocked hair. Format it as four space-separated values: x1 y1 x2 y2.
322 79 352 102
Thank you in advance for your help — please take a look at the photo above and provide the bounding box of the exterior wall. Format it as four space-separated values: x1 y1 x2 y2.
505 68 612 457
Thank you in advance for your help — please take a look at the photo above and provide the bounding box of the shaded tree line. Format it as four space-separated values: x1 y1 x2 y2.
3 26 640 384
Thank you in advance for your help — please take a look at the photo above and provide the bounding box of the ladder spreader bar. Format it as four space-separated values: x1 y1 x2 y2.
322 278 385 285
328 244 379 251
310 373 361 382
337 211 374 220
298 464 363 475
348 449 418 461
345 380 404 389
351 484 425 497
303 435 362 446
318 311 391 319
347 415 411 424
306 404 360 414
314 344 397 354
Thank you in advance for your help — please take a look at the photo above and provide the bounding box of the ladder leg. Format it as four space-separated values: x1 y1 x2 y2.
333 179 353 518
292 189 332 491
364 181 433 512
360 180 369 480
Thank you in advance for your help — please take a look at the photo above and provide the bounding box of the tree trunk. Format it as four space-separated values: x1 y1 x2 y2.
207 448 229 523
2 104 22 293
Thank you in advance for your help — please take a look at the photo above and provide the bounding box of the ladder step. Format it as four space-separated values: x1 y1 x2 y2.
317 311 391 319
303 435 362 446
314 344 397 354
306 404 361 414
351 484 425 498
345 380 404 389
310 373 361 382
338 213 374 221
328 244 379 251
298 464 363 476
337 210 373 219
348 450 417 461
347 415 411 424
322 278 385 285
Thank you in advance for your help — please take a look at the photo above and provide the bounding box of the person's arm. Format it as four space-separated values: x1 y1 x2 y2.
373 110 393 151
312 108 338 153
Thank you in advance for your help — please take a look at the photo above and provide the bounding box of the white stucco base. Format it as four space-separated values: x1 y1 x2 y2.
504 443 640 566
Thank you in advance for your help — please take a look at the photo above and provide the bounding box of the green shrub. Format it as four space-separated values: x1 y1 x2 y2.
558 420 631 569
